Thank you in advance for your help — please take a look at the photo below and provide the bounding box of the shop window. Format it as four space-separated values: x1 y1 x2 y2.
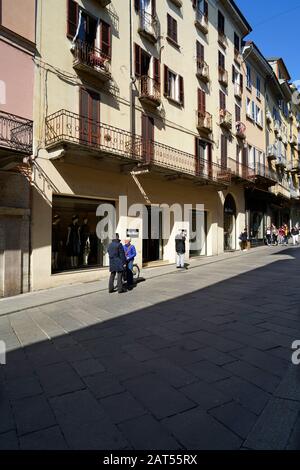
51 195 115 273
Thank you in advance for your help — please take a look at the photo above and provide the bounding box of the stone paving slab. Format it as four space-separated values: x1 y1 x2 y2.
0 246 300 449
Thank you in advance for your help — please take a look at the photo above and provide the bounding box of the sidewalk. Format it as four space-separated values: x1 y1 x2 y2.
0 245 285 316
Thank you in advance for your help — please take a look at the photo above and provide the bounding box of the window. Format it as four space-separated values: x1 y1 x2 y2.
235 104 241 122
251 101 256 120
164 66 184 105
218 10 225 35
232 66 243 88
198 89 206 114
134 0 156 16
193 0 208 18
220 134 227 167
218 51 225 69
256 106 262 127
135 44 160 88
246 64 252 89
196 41 204 61
220 90 226 110
234 33 240 53
100 20 111 57
167 14 178 44
246 97 251 117
256 76 261 99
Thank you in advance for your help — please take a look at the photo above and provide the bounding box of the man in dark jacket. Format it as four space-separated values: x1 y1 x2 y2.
108 234 126 293
175 229 186 269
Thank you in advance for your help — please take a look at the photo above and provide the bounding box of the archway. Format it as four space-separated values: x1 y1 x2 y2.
224 194 237 251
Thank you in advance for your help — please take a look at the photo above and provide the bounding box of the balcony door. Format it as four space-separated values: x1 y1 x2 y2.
195 138 212 178
142 114 154 163
79 88 100 146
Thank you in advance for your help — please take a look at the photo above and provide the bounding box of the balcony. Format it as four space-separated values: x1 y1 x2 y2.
267 144 279 161
235 121 246 139
253 163 277 186
45 110 231 186
234 83 242 100
227 157 255 183
138 9 158 43
137 76 161 108
72 40 111 82
218 67 228 87
196 111 212 133
194 9 208 34
45 110 143 162
96 0 111 6
272 179 291 199
275 155 287 168
0 110 33 160
219 109 232 130
196 59 210 82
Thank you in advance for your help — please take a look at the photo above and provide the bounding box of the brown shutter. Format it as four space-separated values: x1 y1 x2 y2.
152 0 156 16
167 14 172 38
240 73 243 92
235 104 240 122
221 134 227 167
179 75 184 106
134 0 140 12
134 43 141 76
100 20 111 57
198 89 206 114
173 18 178 43
164 65 169 96
219 90 226 110
153 58 160 89
67 0 78 38
232 65 235 83
197 41 204 61
204 1 208 18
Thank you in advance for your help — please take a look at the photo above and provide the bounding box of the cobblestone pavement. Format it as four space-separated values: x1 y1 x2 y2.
0 246 300 450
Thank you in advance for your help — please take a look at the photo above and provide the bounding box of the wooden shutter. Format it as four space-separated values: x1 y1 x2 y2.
142 114 154 163
153 58 160 89
204 1 208 18
67 0 78 38
198 89 206 114
221 134 227 167
219 90 226 110
79 88 89 142
235 104 241 122
167 14 172 39
100 20 111 57
232 65 235 83
152 0 156 16
80 88 100 144
196 41 204 61
134 0 140 12
218 51 225 69
240 73 243 92
179 76 184 106
167 14 177 43
134 43 141 76
173 18 178 43
218 10 224 33
164 65 169 96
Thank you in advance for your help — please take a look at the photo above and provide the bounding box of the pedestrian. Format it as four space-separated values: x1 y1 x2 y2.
266 226 272 246
123 237 137 290
291 226 299 245
272 224 278 245
175 229 187 269
278 226 285 245
239 228 248 251
283 224 289 245
108 233 127 294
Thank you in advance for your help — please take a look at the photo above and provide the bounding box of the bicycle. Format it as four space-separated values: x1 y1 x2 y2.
113 263 140 290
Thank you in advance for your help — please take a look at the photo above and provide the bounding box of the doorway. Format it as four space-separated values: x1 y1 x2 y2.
142 205 163 263
224 194 236 251
189 209 207 257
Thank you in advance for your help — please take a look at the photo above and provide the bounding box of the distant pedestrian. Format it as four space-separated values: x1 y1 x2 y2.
283 224 289 245
278 226 285 245
108 233 126 293
266 227 272 246
291 226 299 245
175 229 187 269
239 228 248 251
272 224 278 245
123 238 136 290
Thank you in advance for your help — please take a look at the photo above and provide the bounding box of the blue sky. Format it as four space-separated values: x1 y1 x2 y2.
235 0 300 82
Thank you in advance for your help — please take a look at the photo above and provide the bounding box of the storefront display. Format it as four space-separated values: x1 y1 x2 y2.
51 195 114 273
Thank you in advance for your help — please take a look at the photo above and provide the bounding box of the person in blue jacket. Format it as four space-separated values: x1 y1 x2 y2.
123 238 137 290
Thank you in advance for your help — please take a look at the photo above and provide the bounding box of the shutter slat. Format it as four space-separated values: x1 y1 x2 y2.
179 75 184 106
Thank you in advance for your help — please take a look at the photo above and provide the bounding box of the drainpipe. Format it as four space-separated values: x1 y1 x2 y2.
129 0 136 140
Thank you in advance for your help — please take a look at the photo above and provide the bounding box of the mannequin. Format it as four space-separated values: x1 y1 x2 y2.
66 215 81 268
52 214 62 270
80 217 91 266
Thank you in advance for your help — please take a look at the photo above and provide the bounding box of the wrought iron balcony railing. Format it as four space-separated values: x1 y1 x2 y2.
218 67 228 86
45 110 230 185
196 111 212 132
253 163 277 182
236 121 246 139
196 59 209 82
45 110 143 161
194 9 208 34
227 157 255 181
219 109 232 129
72 40 111 79
137 75 161 107
138 9 159 42
0 110 33 154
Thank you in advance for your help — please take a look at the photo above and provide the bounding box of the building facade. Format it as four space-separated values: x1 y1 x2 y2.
1 0 300 295
0 0 35 296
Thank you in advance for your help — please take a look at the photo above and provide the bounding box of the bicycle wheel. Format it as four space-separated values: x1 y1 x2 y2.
132 264 140 281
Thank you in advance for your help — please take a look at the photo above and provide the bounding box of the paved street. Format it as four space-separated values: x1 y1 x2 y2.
0 246 300 450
